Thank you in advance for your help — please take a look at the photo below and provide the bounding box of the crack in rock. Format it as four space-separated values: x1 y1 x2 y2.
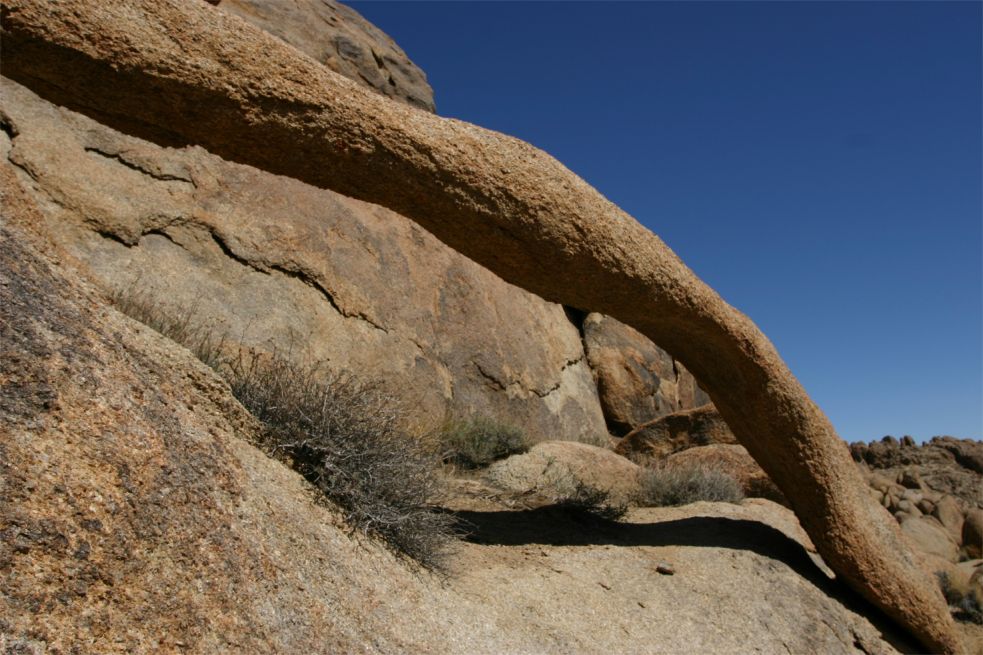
84 146 195 186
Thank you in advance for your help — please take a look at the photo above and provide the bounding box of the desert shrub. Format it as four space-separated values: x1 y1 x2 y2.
109 283 228 370
937 571 983 625
110 288 456 568
636 464 744 507
552 479 627 522
439 416 528 469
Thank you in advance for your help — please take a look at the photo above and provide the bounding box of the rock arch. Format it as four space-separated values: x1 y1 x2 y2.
0 1 958 650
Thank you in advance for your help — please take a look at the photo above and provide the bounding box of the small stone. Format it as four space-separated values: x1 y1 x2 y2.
656 563 675 575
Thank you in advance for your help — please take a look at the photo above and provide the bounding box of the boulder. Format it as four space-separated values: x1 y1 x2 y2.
581 312 710 435
615 405 737 464
899 516 960 563
964 509 983 560
0 77 608 447
217 0 435 112
665 445 787 505
0 2 960 650
932 496 965 544
483 441 641 505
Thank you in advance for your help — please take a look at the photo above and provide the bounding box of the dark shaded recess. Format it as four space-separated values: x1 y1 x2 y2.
453 506 921 654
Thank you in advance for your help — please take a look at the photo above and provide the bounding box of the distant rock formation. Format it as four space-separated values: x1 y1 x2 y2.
0 0 961 650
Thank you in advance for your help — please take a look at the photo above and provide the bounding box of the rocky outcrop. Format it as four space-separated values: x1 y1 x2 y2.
2 166 918 654
0 1 960 650
0 77 607 446
582 313 710 435
483 441 642 505
615 405 737 463
216 0 435 112
852 436 983 509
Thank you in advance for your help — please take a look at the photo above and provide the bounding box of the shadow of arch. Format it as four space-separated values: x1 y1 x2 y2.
453 506 922 654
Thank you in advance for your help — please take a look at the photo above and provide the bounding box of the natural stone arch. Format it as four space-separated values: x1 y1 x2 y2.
0 1 958 651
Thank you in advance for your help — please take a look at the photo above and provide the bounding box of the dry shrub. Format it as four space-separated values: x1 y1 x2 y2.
439 416 528 469
552 479 627 522
937 571 983 625
636 463 744 507
110 288 456 568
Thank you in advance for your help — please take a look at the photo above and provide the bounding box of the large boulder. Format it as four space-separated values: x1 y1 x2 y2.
217 0 435 112
0 2 960 650
484 441 642 505
615 405 738 464
582 312 710 435
0 77 608 446
899 516 960 563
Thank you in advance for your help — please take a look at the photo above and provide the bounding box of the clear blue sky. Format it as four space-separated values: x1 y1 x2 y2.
351 1 982 442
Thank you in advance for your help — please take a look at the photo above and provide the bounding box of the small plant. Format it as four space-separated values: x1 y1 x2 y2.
553 479 628 522
110 287 457 569
109 283 229 370
439 416 528 469
636 464 744 507
229 354 457 569
937 571 983 625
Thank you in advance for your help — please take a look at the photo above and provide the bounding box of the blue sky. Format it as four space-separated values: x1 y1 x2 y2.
351 1 982 442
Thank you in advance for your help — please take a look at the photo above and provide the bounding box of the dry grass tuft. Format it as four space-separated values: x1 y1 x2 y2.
636 463 744 507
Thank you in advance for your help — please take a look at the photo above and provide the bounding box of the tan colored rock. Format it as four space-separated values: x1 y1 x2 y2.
484 441 641 505
582 312 710 435
216 0 435 112
0 77 608 446
900 516 960 563
933 496 966 544
665 444 787 505
964 509 983 559
0 1 959 650
615 405 737 464
3 177 916 655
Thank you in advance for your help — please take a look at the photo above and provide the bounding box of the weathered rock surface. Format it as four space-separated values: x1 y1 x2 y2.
582 313 710 435
0 77 607 446
1 167 918 654
899 517 961 563
615 404 738 464
0 1 960 649
665 444 788 505
216 0 434 112
483 441 642 505
851 437 983 512
964 510 983 560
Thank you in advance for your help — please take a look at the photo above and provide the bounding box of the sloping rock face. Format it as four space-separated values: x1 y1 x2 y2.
0 77 607 445
582 313 710 435
616 404 738 463
217 0 435 112
1 166 916 654
0 1 961 650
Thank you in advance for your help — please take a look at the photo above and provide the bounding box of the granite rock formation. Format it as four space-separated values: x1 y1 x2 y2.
0 77 607 445
2 164 922 654
215 0 435 112
615 404 738 464
0 0 960 650
582 313 710 435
